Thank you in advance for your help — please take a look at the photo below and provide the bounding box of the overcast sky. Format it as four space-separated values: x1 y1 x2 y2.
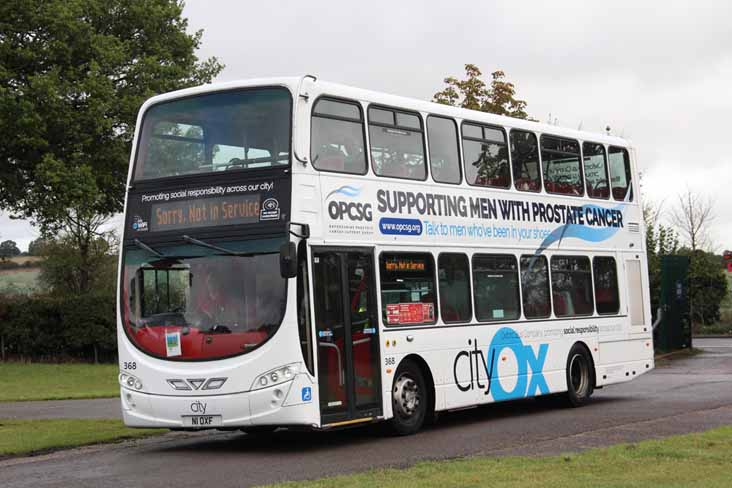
2 0 731 251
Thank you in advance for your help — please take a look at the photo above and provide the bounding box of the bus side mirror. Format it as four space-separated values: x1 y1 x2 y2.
280 242 297 278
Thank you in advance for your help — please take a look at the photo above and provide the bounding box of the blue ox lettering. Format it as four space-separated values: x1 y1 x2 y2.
452 327 549 401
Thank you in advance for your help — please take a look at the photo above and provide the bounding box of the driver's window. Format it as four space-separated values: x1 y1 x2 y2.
583 142 609 199
139 267 190 317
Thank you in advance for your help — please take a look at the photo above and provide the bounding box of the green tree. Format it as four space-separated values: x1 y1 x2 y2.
0 0 223 292
0 240 21 259
433 64 533 120
678 249 729 326
39 231 117 297
27 237 50 256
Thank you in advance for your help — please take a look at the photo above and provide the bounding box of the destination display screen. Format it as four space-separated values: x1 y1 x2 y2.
150 194 261 232
124 175 289 238
384 258 427 272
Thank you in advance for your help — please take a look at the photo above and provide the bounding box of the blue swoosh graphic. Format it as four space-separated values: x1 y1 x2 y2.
325 185 361 199
535 203 625 255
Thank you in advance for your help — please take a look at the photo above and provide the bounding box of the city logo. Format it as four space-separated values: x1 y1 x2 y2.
325 185 372 222
453 327 549 401
190 401 207 414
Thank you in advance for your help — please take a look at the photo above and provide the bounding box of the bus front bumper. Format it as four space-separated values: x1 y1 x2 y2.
120 374 318 429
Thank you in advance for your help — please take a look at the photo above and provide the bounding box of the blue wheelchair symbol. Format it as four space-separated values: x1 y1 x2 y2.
301 386 312 402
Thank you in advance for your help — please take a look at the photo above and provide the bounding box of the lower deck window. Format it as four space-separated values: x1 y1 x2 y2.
472 254 520 321
520 255 551 319
380 253 437 326
438 253 472 323
593 256 620 314
551 256 594 316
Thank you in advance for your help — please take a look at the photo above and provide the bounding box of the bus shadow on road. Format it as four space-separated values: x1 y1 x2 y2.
153 394 631 456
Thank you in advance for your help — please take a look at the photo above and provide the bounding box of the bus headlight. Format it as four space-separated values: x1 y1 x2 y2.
119 372 143 391
252 363 300 391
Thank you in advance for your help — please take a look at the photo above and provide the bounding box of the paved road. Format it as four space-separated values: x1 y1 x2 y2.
0 398 120 420
1 337 731 488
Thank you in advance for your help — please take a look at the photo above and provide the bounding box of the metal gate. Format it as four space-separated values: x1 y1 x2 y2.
655 255 691 352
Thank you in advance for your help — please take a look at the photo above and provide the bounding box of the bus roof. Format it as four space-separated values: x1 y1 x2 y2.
140 75 632 148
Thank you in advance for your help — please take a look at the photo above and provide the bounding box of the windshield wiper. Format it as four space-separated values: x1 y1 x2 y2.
182 235 239 256
133 238 164 258
202 324 232 334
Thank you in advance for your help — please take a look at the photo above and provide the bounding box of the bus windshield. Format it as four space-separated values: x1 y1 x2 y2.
120 237 287 361
134 87 292 181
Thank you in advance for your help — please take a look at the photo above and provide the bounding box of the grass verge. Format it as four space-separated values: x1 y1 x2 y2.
0 419 165 457
0 363 119 402
267 426 732 488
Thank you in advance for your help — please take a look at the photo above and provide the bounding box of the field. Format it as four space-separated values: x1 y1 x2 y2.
0 419 164 457
269 426 732 488
0 363 119 402
4 256 43 266
0 256 43 295
0 267 41 295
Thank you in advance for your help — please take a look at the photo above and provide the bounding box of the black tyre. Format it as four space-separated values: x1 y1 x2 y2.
389 359 428 435
565 344 594 407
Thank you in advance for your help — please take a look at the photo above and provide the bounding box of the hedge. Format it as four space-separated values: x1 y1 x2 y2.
0 293 117 362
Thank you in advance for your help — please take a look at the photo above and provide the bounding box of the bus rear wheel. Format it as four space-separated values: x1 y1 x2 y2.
389 360 428 435
565 344 594 407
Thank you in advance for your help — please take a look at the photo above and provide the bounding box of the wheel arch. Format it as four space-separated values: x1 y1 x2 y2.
397 353 436 422
569 340 597 389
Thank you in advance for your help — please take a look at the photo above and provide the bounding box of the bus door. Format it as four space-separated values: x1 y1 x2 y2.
312 248 382 426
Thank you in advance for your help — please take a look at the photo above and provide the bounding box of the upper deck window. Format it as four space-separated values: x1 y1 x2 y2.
609 146 633 201
583 142 609 199
427 115 461 184
311 98 367 174
368 106 426 180
462 123 510 188
510 130 541 192
541 135 583 196
134 87 291 181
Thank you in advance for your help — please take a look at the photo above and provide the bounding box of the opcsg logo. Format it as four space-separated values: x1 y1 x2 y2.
325 185 372 222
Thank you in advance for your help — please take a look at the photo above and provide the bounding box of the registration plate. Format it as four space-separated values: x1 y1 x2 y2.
182 415 222 427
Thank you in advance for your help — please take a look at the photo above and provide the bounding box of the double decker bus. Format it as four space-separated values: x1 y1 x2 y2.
118 76 653 435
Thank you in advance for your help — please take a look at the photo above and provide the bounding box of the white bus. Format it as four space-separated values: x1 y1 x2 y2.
118 76 654 435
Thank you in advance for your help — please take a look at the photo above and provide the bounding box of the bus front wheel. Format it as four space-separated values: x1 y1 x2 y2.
565 344 594 407
389 359 428 435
